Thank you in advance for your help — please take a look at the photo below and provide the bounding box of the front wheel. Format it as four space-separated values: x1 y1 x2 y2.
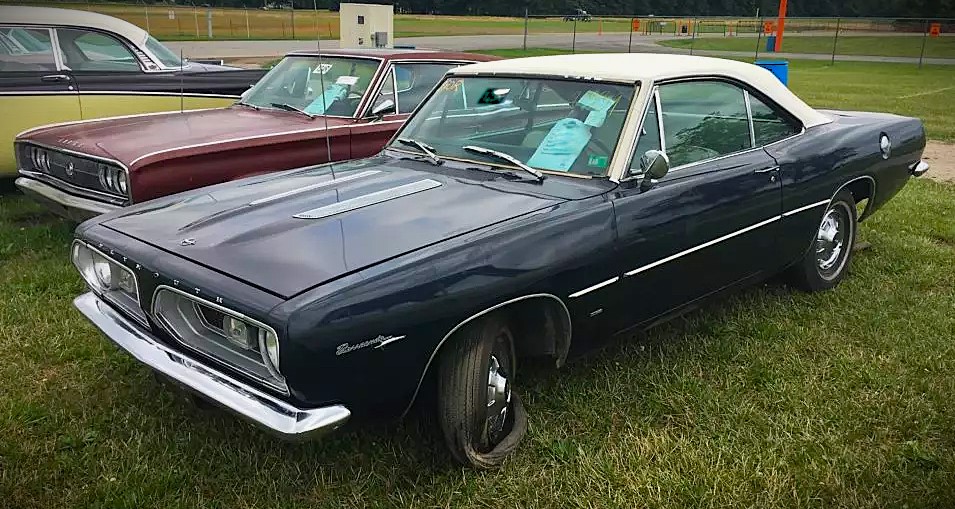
436 316 527 468
788 190 857 292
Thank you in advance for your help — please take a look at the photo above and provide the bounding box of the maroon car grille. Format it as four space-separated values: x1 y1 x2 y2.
16 143 128 203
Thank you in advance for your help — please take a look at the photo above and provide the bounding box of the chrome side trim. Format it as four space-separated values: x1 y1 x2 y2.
400 293 572 418
128 120 405 168
293 179 442 219
15 108 216 139
249 170 380 206
74 292 350 440
568 277 620 298
625 216 781 277
782 199 829 217
744 90 756 148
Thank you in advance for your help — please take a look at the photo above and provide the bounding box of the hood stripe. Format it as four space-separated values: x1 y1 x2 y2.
249 170 381 206
293 179 442 220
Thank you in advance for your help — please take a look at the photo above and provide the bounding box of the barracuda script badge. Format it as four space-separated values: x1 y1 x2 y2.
336 335 405 355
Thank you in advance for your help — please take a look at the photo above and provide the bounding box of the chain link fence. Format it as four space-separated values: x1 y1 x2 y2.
8 2 954 65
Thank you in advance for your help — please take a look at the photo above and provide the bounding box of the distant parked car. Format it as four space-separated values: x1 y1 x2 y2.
0 6 268 176
71 54 928 468
15 49 498 221
563 8 592 21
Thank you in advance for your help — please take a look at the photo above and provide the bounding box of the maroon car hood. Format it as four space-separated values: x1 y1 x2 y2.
23 107 354 168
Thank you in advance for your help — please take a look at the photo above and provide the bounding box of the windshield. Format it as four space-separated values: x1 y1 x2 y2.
145 35 182 67
390 76 636 177
241 55 380 117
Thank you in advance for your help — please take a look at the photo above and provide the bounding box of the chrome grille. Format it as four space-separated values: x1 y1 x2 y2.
152 286 287 394
16 142 129 202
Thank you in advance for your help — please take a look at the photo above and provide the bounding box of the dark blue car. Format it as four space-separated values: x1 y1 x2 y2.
70 54 929 468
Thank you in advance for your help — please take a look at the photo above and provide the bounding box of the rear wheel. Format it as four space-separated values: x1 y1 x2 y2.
788 190 857 292
437 316 527 468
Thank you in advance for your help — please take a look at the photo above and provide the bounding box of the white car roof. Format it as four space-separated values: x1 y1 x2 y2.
451 53 831 128
0 5 149 46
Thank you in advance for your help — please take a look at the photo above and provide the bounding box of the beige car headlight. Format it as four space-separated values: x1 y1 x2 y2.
72 241 146 324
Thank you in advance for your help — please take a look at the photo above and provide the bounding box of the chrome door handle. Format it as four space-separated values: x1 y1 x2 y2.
40 74 71 83
754 166 780 174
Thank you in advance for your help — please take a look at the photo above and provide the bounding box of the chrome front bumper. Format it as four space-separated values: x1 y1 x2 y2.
74 292 351 440
15 177 119 222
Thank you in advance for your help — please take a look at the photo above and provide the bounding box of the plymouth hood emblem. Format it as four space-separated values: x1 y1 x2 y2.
179 238 196 246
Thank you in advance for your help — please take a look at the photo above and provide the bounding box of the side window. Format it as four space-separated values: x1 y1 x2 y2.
658 81 751 168
0 27 55 71
394 63 456 113
57 29 140 72
749 93 800 146
629 94 662 174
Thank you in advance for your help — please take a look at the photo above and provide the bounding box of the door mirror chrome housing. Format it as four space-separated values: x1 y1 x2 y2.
639 150 670 191
370 99 396 118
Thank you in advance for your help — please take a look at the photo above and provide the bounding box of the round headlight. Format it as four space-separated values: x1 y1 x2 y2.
91 253 112 287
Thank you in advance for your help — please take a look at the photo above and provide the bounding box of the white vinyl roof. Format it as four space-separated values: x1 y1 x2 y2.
451 53 831 128
0 5 149 46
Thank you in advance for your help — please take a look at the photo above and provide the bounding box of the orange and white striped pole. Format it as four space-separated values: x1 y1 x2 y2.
775 0 788 52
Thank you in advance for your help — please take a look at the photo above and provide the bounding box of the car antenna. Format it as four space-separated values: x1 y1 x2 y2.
179 48 184 113
314 0 335 180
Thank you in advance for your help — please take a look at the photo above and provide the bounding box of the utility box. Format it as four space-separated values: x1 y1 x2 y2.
339 3 394 49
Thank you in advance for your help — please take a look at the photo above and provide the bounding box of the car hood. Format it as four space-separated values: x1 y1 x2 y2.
100 157 565 298
23 107 351 168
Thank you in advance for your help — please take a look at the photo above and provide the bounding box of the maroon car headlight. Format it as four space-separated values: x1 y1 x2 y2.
98 163 129 196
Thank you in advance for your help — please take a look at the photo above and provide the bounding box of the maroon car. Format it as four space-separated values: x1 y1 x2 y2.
14 48 498 221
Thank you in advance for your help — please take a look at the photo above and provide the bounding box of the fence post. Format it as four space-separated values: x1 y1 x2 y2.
754 17 762 60
523 9 528 51
282 20 286 39
144 3 150 34
628 17 634 52
831 17 840 65
246 8 250 38
193 5 199 39
690 18 697 54
291 6 296 39
177 15 182 36
207 10 213 39
572 18 577 53
230 18 234 37
919 19 929 69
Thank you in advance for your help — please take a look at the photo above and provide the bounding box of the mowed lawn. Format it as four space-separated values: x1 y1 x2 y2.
3 53 955 507
660 35 955 59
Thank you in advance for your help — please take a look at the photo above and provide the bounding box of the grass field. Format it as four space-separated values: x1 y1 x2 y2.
660 35 955 60
3 50 955 507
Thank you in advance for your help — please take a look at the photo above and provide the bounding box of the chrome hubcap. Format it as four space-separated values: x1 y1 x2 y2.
816 206 848 279
485 355 511 443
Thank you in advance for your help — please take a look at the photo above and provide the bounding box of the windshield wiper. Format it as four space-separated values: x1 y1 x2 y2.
463 145 544 181
397 138 443 166
234 101 259 111
270 102 316 119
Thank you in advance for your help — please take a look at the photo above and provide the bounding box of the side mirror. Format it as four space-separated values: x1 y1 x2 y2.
639 150 669 191
370 99 395 118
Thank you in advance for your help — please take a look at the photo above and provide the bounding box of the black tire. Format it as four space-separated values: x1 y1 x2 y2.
436 316 527 469
788 190 857 292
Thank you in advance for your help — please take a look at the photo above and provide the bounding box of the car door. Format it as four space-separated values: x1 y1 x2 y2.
354 61 464 158
607 79 783 332
54 27 232 120
0 26 80 176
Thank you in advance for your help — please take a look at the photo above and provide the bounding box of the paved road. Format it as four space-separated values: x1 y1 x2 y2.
166 33 955 65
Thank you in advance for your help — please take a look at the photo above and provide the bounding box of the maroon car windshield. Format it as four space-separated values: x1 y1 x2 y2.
242 55 380 117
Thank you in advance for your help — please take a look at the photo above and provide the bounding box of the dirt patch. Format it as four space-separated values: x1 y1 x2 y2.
924 141 955 183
